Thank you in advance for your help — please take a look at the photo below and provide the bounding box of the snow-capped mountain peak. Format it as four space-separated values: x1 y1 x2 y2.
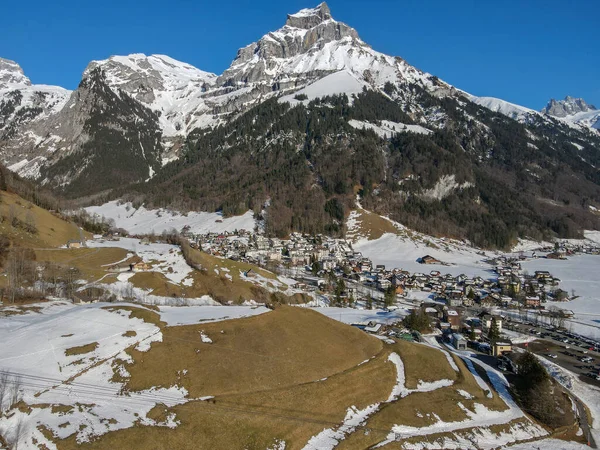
285 2 332 28
542 96 597 118
540 96 600 130
84 53 218 137
0 57 32 89
214 2 441 115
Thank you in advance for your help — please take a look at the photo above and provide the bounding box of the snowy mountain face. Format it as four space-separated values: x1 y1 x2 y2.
0 58 72 177
0 57 31 88
212 2 443 114
541 96 600 130
84 54 217 138
0 2 599 246
542 96 596 117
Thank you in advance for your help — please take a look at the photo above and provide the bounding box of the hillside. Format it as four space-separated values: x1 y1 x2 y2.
0 190 84 248
0 303 553 449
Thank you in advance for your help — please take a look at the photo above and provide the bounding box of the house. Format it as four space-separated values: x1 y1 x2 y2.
452 333 467 350
525 296 541 308
480 313 503 333
446 310 461 330
130 261 150 272
420 255 441 265
365 323 383 334
66 239 85 249
448 297 463 307
377 279 392 290
492 341 512 357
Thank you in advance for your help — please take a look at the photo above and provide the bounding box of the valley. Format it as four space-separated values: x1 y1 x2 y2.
1 1 600 449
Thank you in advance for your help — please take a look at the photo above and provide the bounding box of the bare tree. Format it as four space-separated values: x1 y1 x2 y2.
0 371 9 413
9 416 25 450
6 251 25 303
7 205 17 227
24 211 37 234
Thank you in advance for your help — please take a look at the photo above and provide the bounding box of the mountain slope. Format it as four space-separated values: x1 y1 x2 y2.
0 57 72 177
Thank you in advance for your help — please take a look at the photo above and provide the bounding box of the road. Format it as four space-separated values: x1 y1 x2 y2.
470 347 598 447
504 322 600 388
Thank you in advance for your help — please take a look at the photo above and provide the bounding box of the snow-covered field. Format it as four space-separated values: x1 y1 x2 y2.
0 301 281 448
85 200 256 235
521 255 600 338
158 305 271 326
354 233 495 279
0 301 186 447
306 306 409 325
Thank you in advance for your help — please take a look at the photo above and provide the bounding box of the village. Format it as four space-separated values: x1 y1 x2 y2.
177 229 600 354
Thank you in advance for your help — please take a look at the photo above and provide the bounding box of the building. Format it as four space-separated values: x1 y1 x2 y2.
452 333 467 350
480 313 503 333
492 341 512 357
446 310 461 330
420 255 441 265
66 239 85 249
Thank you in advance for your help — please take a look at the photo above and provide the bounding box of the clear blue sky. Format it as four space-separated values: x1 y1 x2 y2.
1 0 598 110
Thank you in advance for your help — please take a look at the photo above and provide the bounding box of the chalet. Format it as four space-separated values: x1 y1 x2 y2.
420 255 441 265
66 239 85 249
365 323 383 334
377 278 392 290
438 322 451 331
448 297 463 307
446 310 461 330
130 261 150 272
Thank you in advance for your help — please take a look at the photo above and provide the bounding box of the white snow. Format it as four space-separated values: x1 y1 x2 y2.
520 255 600 339
86 54 217 137
348 119 432 137
302 403 380 450
420 174 474 200
157 305 271 326
279 70 367 106
85 200 256 235
308 306 408 325
87 237 193 285
470 96 539 121
0 301 191 447
353 233 493 279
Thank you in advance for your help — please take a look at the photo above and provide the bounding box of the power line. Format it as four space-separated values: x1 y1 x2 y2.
0 375 402 441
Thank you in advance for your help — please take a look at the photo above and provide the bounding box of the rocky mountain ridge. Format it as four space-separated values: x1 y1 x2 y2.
542 96 596 117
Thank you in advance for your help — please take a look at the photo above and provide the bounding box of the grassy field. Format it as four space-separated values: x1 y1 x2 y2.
17 304 547 450
34 247 129 281
122 306 383 397
347 209 400 241
58 306 392 450
0 191 86 248
65 342 99 356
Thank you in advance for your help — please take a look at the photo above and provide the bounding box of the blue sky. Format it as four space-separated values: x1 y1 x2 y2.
1 0 598 110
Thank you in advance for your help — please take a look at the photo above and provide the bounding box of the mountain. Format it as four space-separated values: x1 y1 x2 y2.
84 54 217 141
542 96 597 117
0 3 599 248
0 57 72 177
541 96 600 130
